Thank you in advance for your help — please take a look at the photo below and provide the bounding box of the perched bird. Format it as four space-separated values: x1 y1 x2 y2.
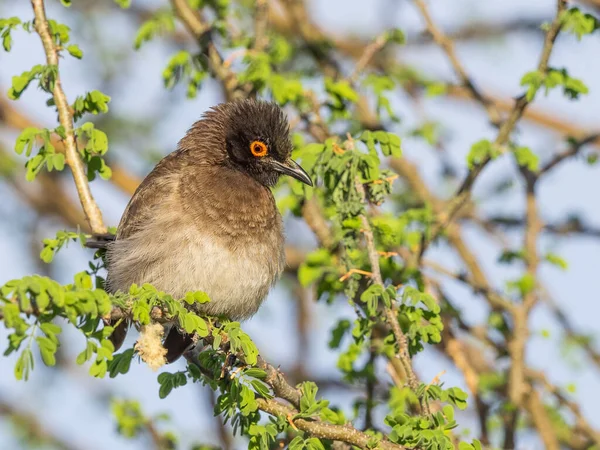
101 99 312 363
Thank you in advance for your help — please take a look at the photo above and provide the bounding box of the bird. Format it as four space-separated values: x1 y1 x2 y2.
98 99 313 363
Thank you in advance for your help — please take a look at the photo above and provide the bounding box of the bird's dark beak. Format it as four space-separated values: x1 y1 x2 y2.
271 158 313 186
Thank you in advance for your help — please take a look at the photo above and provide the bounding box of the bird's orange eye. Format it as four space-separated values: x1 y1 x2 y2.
250 140 268 157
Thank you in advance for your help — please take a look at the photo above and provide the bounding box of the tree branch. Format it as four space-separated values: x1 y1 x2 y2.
30 0 106 234
256 398 404 450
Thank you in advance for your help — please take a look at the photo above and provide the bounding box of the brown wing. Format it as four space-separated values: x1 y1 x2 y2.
115 151 184 241
105 151 184 351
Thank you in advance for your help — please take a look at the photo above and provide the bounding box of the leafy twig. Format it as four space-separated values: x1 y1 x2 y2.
354 178 429 415
30 0 106 234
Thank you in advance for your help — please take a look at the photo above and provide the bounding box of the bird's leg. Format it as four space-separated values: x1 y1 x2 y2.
219 352 238 379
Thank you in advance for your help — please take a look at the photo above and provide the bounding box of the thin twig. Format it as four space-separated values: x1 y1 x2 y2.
348 34 388 84
539 133 600 175
527 369 600 447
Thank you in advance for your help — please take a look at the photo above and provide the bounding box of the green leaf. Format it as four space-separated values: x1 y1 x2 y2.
8 66 44 100
36 336 57 366
244 368 267 379
513 146 539 172
467 139 500 169
159 379 173 399
53 153 65 171
66 44 83 59
14 349 34 381
425 82 447 97
329 319 351 349
184 291 211 305
15 127 41 156
182 313 209 337
520 70 543 102
289 436 305 450
545 253 568 270
134 11 175 50
325 78 358 106
305 438 326 450
507 273 535 296
76 341 96 365
250 379 272 398
385 28 405 45
561 8 599 40
270 74 303 105
89 358 108 378
86 91 111 115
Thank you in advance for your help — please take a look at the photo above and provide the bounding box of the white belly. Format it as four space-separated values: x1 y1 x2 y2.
106 225 285 320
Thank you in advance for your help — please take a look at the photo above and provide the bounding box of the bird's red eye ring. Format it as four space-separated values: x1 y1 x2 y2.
250 140 268 157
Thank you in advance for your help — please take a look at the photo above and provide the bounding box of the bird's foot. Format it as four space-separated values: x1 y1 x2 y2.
219 352 238 379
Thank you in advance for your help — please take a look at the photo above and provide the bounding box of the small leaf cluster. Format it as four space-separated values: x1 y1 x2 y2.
0 17 21 51
41 229 88 263
466 139 502 169
8 64 58 100
14 127 65 181
238 51 305 107
385 384 469 450
76 121 112 180
111 399 176 446
560 7 600 40
521 68 589 102
162 50 207 99
72 90 111 120
5 17 113 183
134 10 175 50
363 74 400 122
385 405 456 449
398 286 443 355
372 208 434 254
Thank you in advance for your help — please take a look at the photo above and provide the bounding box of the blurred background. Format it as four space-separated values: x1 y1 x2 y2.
1 0 599 449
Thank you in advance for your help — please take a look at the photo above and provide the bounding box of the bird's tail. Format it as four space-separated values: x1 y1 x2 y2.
106 318 130 351
163 326 195 363
85 232 116 249
86 232 129 350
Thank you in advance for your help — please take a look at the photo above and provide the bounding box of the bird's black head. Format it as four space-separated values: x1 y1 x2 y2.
203 99 312 187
